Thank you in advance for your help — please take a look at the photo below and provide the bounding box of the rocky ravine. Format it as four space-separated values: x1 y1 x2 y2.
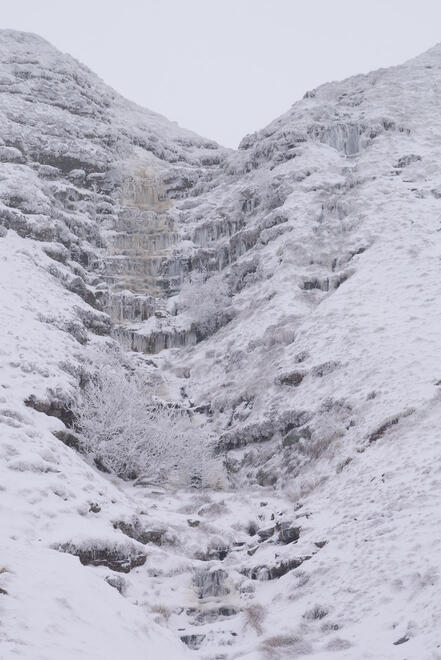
2 29 441 659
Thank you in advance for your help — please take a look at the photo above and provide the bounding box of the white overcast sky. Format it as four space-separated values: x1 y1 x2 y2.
2 0 441 147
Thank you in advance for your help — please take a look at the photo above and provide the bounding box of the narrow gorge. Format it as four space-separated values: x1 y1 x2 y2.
2 29 441 659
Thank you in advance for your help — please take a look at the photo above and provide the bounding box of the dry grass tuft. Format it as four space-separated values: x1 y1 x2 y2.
244 604 266 635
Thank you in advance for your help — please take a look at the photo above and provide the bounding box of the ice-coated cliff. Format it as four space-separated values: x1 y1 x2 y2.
2 29 441 659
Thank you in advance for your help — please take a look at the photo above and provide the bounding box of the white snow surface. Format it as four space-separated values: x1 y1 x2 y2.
1 29 441 660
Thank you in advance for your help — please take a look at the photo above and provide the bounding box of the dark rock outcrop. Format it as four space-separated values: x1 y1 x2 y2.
57 542 147 573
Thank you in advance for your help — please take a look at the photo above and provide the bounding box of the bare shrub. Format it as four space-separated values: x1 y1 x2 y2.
244 604 266 635
178 271 231 335
151 604 171 622
261 634 311 658
303 605 328 620
71 359 222 487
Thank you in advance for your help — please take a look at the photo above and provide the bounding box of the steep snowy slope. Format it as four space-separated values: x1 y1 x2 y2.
0 29 224 660
151 43 441 485
2 29 441 660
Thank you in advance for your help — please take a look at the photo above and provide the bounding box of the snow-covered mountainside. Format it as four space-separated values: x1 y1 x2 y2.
2 28 441 659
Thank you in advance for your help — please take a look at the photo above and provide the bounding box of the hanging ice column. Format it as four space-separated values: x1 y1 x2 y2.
103 168 181 301
311 123 364 156
101 165 204 353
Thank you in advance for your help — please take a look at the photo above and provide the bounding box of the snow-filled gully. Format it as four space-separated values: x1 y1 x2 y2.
83 158 364 658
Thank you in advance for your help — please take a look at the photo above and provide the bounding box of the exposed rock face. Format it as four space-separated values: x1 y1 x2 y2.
4 29 441 660
193 568 230 599
113 518 167 546
243 556 310 581
0 28 227 354
180 633 206 650
57 541 147 573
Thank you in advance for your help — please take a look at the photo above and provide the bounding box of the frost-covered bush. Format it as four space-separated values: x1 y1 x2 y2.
71 360 220 486
261 634 311 658
244 603 266 635
178 271 232 335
